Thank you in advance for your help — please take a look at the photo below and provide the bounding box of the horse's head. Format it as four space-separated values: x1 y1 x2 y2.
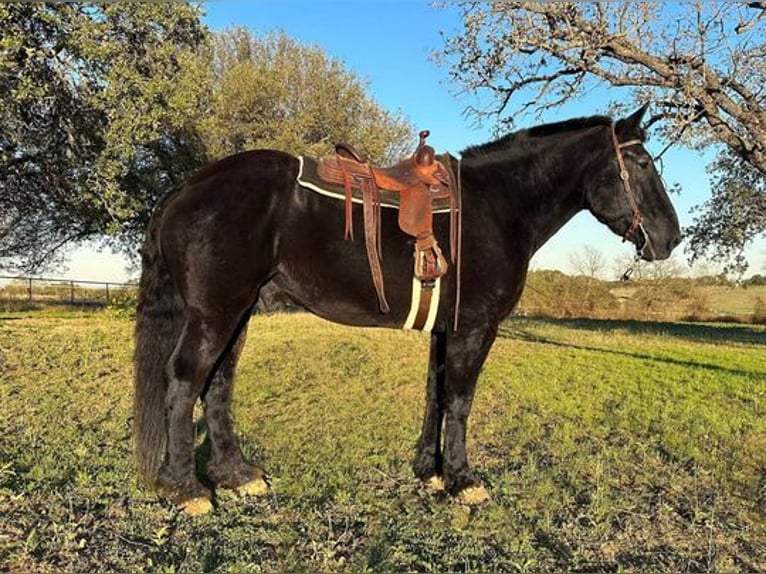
584 106 682 261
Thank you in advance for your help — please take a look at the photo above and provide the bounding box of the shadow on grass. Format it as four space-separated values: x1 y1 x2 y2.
499 317 764 379
506 316 766 346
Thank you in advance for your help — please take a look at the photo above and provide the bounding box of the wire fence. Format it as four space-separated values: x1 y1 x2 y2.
0 275 137 307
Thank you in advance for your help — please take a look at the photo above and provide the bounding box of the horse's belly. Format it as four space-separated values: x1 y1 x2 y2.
270 238 417 328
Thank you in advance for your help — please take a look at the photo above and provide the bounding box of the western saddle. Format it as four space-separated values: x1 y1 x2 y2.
317 130 460 316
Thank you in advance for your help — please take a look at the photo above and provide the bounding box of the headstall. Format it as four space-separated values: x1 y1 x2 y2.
611 123 657 268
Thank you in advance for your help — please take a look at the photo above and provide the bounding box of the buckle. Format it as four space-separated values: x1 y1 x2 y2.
420 279 436 291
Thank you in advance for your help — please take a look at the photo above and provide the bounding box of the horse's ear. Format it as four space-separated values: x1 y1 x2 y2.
615 105 648 138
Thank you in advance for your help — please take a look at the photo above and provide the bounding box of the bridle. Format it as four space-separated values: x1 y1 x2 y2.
610 123 655 261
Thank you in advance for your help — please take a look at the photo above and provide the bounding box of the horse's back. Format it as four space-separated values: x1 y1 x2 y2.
153 148 435 328
180 149 299 202
157 150 300 310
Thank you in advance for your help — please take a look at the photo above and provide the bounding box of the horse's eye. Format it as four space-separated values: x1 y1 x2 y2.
637 157 650 169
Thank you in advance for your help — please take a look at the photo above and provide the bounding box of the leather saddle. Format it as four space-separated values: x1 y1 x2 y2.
317 131 458 314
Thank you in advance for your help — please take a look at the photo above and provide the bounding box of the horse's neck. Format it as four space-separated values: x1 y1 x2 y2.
462 135 594 254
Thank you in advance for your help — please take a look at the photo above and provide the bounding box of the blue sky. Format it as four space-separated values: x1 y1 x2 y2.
64 1 764 281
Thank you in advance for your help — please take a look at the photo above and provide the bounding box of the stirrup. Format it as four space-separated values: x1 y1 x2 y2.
414 234 448 282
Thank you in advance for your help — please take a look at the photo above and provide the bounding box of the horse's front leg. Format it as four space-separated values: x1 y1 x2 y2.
441 324 498 503
413 331 446 487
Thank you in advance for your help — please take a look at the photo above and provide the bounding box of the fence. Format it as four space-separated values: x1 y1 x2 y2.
0 275 137 307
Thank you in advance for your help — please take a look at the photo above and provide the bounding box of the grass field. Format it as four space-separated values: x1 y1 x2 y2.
703 285 766 318
1 311 764 572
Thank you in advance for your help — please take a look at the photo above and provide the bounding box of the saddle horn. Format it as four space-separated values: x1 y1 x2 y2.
414 130 435 166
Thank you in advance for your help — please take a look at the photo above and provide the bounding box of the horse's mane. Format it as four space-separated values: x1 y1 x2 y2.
461 115 613 159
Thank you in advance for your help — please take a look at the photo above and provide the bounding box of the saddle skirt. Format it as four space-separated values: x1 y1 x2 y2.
295 134 462 330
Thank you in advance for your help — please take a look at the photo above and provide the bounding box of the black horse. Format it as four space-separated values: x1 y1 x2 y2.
134 107 681 514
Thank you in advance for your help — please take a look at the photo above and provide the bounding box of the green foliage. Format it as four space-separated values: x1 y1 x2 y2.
1 14 413 272
106 292 137 319
200 29 413 164
687 150 766 275
0 3 210 271
1 313 764 571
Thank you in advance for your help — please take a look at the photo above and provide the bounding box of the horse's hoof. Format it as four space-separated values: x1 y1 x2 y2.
425 475 446 491
178 496 214 516
235 477 269 497
456 484 491 505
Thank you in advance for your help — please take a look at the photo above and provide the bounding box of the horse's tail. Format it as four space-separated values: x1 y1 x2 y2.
133 203 184 485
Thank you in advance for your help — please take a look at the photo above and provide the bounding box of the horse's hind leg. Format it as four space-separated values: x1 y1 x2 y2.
159 309 245 514
203 320 268 496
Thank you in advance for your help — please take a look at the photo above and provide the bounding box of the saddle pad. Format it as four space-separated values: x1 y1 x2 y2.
297 157 452 214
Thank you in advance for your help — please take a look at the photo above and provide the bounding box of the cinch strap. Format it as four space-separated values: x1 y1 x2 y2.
403 277 440 332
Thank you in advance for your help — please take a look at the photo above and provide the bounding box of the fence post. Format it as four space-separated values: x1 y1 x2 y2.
70 281 74 305
28 277 33 302
105 283 110 304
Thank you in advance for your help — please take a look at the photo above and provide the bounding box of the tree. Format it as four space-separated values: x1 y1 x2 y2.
612 252 687 282
440 2 766 271
1 14 414 272
686 149 766 273
742 274 766 287
200 29 413 164
0 3 210 272
568 245 607 279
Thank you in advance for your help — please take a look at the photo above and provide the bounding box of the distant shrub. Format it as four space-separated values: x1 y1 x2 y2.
519 271 618 318
682 288 712 322
753 297 766 324
606 277 719 321
696 274 734 287
0 299 39 312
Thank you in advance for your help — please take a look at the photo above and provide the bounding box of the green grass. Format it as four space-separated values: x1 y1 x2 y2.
1 311 764 571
